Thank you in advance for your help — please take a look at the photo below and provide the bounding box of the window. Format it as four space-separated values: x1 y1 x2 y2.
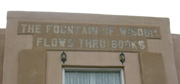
62 68 125 84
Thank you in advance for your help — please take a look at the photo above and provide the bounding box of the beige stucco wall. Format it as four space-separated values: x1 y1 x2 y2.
2 11 179 84
0 29 5 84
46 51 141 84
172 34 180 83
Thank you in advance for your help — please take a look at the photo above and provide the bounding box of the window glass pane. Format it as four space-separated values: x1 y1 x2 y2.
65 71 120 84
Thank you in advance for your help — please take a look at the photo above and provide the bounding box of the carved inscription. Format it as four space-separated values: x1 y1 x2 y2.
18 21 161 52
33 34 147 51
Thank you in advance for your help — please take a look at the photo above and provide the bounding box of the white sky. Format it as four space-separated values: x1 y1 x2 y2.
0 0 180 34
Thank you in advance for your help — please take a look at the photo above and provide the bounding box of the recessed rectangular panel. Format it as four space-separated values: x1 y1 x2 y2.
19 49 46 84
17 21 162 52
140 51 166 84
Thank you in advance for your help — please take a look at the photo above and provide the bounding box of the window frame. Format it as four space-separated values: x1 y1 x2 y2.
62 67 125 84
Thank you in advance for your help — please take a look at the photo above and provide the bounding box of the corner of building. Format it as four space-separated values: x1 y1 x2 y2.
0 29 6 84
172 34 180 84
